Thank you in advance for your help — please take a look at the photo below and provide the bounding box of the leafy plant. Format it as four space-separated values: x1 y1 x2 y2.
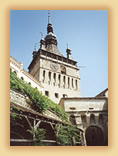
55 124 80 146
27 127 46 146
10 69 69 121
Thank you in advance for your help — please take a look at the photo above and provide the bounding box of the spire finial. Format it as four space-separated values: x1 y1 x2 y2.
40 32 43 39
48 10 51 24
47 10 53 33
66 43 71 59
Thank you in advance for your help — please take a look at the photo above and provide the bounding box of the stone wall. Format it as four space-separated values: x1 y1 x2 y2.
59 97 108 145
10 89 61 121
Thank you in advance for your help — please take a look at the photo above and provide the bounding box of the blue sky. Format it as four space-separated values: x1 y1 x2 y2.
10 10 108 97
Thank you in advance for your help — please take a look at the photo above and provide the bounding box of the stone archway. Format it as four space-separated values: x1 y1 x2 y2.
85 125 105 146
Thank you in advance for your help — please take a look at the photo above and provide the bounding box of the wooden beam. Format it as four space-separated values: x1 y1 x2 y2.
25 116 32 127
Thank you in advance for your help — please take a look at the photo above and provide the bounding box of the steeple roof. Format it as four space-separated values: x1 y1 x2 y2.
44 11 63 56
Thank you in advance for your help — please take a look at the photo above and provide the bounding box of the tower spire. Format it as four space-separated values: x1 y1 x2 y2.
47 10 53 34
48 10 51 24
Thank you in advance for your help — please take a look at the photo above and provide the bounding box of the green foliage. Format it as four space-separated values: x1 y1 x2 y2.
10 112 17 119
27 127 46 146
10 105 25 112
55 124 80 146
10 70 69 121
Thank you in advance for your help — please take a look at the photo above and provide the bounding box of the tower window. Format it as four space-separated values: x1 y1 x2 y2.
58 74 61 87
43 70 45 82
68 60 71 64
63 58 67 63
58 56 62 61
55 93 59 98
75 79 78 90
68 77 70 88
53 73 56 86
14 71 17 75
49 72 51 80
63 76 65 88
47 53 51 57
72 78 73 88
48 72 51 84
21 77 24 80
45 91 49 97
28 82 31 85
52 54 56 59
63 94 67 98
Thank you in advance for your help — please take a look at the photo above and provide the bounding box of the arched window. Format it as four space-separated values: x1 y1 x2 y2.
63 94 67 98
48 72 51 84
21 77 24 80
58 74 61 87
72 78 73 88
45 91 49 96
53 73 56 86
68 77 70 88
63 76 65 88
75 79 78 90
43 70 45 82
14 71 17 75
90 114 95 124
49 72 51 81
55 93 59 98
28 82 31 85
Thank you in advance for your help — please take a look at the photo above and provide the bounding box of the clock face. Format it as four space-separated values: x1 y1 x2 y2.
50 62 59 71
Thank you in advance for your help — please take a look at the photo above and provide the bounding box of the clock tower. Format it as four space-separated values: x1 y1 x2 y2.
28 13 81 104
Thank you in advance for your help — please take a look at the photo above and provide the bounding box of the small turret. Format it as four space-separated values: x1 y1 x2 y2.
32 43 37 58
66 44 73 60
32 51 37 59
40 32 45 49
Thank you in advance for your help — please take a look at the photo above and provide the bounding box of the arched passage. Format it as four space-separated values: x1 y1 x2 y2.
85 125 105 146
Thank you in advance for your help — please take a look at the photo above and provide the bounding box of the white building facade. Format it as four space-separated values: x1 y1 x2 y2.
10 56 43 93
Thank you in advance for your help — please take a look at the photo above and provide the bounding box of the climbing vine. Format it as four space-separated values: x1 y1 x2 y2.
10 69 69 122
55 124 80 146
10 69 81 146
